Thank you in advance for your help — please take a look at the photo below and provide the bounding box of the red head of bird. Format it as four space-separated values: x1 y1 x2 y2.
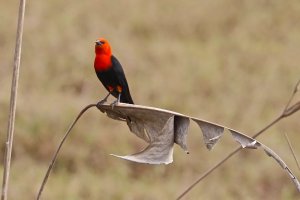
94 38 112 71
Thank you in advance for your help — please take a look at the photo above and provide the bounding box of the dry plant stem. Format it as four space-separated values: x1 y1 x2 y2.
177 79 300 200
284 133 300 171
36 104 96 200
1 0 26 200
284 80 299 111
283 79 300 115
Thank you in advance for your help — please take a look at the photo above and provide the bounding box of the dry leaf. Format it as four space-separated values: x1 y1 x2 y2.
97 103 300 191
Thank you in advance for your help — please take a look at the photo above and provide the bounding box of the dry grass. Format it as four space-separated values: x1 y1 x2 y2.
1 0 300 199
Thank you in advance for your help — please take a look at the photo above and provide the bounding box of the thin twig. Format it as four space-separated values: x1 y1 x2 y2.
284 133 300 171
1 0 26 200
36 103 96 200
284 79 300 112
177 79 300 199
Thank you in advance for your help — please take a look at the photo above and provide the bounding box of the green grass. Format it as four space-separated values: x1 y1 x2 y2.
1 0 300 199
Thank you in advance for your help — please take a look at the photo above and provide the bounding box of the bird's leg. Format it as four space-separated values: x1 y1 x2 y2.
97 92 111 109
110 93 121 109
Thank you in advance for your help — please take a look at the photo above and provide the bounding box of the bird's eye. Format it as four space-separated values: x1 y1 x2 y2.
100 41 105 44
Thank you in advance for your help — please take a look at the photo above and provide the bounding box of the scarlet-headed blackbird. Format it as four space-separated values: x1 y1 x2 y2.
94 38 134 105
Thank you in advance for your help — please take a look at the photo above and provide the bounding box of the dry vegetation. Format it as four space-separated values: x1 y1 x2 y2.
1 0 300 199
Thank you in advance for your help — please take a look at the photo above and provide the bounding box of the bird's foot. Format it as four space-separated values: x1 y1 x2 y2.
96 99 108 112
110 99 119 110
96 93 111 109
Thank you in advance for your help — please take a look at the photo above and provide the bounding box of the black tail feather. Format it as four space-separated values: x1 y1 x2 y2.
120 91 134 104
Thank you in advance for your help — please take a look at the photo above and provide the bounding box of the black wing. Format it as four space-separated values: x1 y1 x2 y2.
111 55 134 104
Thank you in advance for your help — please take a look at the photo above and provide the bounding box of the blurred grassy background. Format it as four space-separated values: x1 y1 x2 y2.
1 0 300 199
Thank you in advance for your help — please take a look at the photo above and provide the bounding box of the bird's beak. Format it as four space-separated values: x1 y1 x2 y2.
95 40 102 46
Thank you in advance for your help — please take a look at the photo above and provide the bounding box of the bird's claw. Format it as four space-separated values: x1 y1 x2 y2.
110 100 119 110
96 99 108 112
97 99 106 107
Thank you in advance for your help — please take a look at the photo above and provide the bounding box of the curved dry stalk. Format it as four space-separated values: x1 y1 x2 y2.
177 79 300 200
1 0 26 200
36 103 96 200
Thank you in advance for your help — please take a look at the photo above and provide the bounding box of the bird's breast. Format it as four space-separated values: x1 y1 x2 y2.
94 55 112 71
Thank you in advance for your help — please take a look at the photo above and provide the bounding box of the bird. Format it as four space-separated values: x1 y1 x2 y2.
94 38 134 106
